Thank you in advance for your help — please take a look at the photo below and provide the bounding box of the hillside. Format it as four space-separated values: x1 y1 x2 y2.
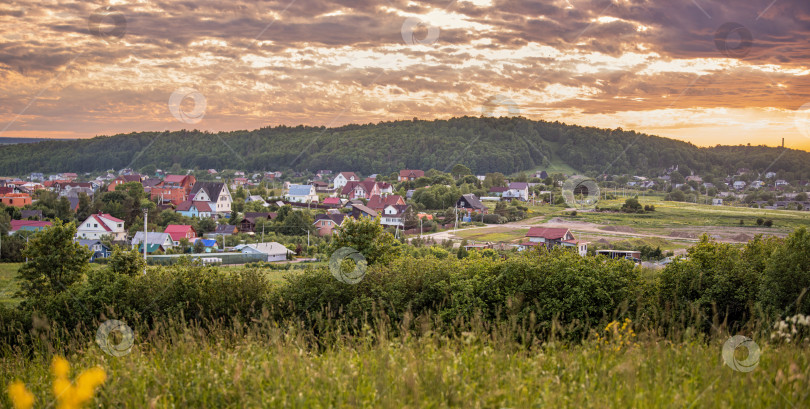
1 117 808 178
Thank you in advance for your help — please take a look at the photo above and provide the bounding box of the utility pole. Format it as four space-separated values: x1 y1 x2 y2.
143 208 148 274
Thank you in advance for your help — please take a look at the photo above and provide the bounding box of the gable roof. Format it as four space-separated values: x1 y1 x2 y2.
245 242 293 256
526 227 571 240
190 182 226 200
164 174 188 184
338 172 358 180
399 169 425 178
314 213 346 225
351 203 378 217
322 197 341 205
367 194 404 211
489 186 508 193
509 182 529 189
164 224 196 241
176 200 212 212
215 224 238 234
288 184 314 196
458 193 486 210
10 220 51 231
132 231 173 246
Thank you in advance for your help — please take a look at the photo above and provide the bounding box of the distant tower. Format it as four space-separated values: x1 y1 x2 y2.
782 138 785 148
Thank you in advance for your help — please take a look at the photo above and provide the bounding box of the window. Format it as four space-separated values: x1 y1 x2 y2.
94 224 98 228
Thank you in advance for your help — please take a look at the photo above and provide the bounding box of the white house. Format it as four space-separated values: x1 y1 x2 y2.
775 179 789 187
286 184 318 203
189 182 232 216
333 172 359 189
131 231 174 250
503 182 529 201
712 198 723 206
241 242 294 262
246 195 269 207
76 213 127 241
380 204 409 228
733 181 747 190
764 171 777 179
750 180 764 189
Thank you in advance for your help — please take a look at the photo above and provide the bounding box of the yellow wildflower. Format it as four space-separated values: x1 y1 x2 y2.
7 381 34 409
51 356 70 379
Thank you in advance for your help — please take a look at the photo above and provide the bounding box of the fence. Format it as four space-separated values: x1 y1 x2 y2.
146 252 268 266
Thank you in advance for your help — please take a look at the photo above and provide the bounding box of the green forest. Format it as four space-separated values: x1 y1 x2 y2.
1 116 808 178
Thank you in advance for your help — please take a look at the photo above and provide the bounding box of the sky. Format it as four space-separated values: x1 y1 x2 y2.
1 0 809 150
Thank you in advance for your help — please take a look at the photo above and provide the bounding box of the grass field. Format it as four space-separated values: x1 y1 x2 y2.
452 227 529 243
2 325 807 408
0 262 21 308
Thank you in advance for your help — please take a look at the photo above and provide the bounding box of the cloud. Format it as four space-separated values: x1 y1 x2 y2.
0 0 807 150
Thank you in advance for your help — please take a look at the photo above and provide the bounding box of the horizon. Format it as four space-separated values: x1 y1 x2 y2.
1 1 810 152
0 116 808 153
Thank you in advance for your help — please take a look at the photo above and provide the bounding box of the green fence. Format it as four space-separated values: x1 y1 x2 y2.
146 253 268 266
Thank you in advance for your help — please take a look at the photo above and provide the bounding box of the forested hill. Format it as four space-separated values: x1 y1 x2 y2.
1 116 808 178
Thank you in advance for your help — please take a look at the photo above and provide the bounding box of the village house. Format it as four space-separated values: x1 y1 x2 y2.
350 203 378 219
380 204 410 228
131 231 174 253
503 182 529 201
399 169 425 181
76 239 111 261
286 184 318 203
313 213 346 236
240 212 276 233
519 227 588 256
341 180 382 200
76 213 127 241
733 181 747 190
0 192 32 208
367 194 405 212
176 200 213 218
9 220 51 234
241 242 293 262
164 225 198 245
456 193 488 214
189 182 232 216
107 174 143 192
333 172 359 189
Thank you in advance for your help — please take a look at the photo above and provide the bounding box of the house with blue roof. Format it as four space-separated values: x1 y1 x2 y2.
286 184 318 203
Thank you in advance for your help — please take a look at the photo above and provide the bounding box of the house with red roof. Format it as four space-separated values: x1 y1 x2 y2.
162 174 196 193
520 227 588 256
399 169 425 181
322 197 342 207
313 213 346 236
76 212 127 241
164 225 198 245
107 174 144 192
10 220 52 234
367 194 405 212
340 180 382 200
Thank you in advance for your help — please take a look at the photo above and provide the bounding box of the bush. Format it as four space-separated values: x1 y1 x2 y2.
482 214 506 224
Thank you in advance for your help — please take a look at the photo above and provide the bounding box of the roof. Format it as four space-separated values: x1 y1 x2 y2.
339 172 358 180
399 169 425 178
20 210 43 219
196 238 218 247
137 243 162 253
244 242 293 256
244 212 276 221
215 224 238 234
509 182 529 189
322 197 341 205
458 193 486 210
77 239 106 247
314 213 346 225
288 184 314 197
190 182 226 200
132 231 172 246
10 220 51 231
164 174 188 183
489 186 508 193
164 224 196 241
367 195 404 210
176 200 212 212
526 227 570 239
351 203 378 217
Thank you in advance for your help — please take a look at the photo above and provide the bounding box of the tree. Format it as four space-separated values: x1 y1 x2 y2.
107 247 146 276
329 216 400 265
621 197 643 213
450 164 472 179
760 227 810 315
16 219 93 299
